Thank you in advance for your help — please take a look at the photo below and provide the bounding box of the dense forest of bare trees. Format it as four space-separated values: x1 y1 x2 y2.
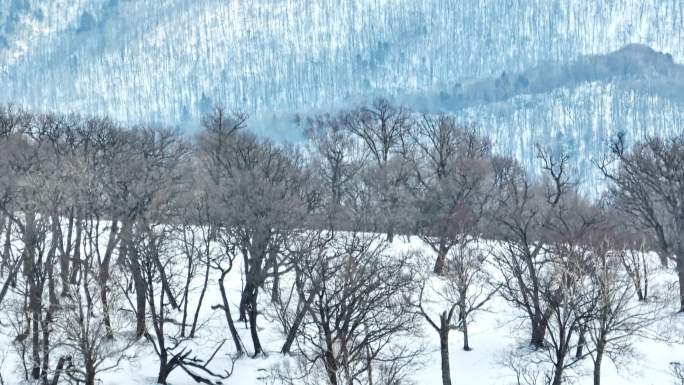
0 102 681 385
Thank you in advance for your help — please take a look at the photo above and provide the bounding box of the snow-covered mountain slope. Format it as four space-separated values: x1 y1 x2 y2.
1 0 684 176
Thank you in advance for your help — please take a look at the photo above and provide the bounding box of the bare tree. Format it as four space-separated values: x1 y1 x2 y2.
539 246 595 385
284 234 420 385
501 351 547 385
54 266 136 385
489 149 571 349
199 125 309 356
410 253 458 385
176 193 214 339
447 238 498 351
509 174 608 385
73 117 129 340
112 127 189 337
209 224 245 356
0 105 34 307
405 114 493 274
340 99 412 240
139 224 233 385
273 230 334 355
600 133 684 311
586 236 661 385
672 362 684 385
617 247 650 302
305 114 367 228
0 112 72 383
409 239 496 385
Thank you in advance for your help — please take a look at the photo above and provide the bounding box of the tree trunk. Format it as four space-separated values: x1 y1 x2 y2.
268 247 281 304
551 351 565 385
0 257 20 306
459 298 471 351
99 220 118 339
575 326 586 360
366 343 374 385
530 323 545 348
324 344 339 385
157 370 170 385
30 294 41 380
156 352 170 385
239 280 257 322
24 212 42 380
51 355 72 385
217 270 243 355
677 252 684 312
248 294 263 356
121 222 146 338
0 216 7 276
129 248 147 338
530 306 551 348
635 287 645 301
657 250 669 268
386 231 394 243
48 217 60 307
271 268 280 304
642 254 649 300
40 311 50 385
190 254 211 338
462 317 471 351
60 213 74 296
439 312 452 385
100 281 113 339
594 342 605 385
433 238 448 275
281 291 315 354
181 251 193 338
146 228 179 310
69 211 83 284
41 261 57 385
85 366 96 385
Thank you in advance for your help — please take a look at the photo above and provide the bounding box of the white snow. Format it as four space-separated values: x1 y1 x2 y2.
1 234 681 385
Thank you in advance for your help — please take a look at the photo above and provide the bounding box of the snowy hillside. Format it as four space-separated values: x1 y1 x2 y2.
2 1 684 172
0 234 679 385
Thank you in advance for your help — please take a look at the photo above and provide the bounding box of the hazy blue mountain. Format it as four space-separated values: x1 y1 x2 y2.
1 0 684 184
422 44 684 109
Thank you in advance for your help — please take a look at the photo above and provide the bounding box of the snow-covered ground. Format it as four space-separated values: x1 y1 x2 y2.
0 235 682 385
